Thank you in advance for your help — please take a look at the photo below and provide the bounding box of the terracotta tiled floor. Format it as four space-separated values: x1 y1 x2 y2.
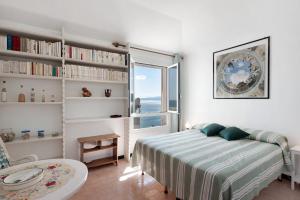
71 160 300 200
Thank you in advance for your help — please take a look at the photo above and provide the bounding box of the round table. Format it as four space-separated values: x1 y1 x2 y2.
0 159 88 200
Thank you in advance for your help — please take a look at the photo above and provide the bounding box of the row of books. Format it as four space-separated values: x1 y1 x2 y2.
0 60 62 77
65 45 126 66
65 64 128 82
0 34 61 57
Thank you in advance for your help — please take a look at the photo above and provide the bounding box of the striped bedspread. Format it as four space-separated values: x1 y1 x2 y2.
131 125 292 200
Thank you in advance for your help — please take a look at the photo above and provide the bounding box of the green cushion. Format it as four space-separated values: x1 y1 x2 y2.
219 127 249 141
0 146 9 169
200 123 225 136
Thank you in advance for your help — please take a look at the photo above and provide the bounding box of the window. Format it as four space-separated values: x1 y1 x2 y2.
168 63 179 112
133 65 162 113
131 64 166 128
133 115 167 129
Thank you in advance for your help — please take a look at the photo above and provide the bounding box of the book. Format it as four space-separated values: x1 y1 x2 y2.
0 59 61 77
12 36 20 51
52 66 56 77
7 34 13 50
64 45 126 66
0 35 7 50
3 34 61 57
64 64 128 82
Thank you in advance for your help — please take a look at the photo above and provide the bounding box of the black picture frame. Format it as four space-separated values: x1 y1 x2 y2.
213 37 270 99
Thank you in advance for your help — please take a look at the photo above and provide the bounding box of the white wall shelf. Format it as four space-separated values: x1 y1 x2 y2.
5 135 63 145
65 78 127 84
0 50 63 62
0 102 63 105
0 73 62 80
65 58 127 69
65 117 128 124
0 26 129 160
65 97 128 100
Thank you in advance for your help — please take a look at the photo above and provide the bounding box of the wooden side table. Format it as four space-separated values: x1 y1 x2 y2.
291 145 300 190
77 133 120 168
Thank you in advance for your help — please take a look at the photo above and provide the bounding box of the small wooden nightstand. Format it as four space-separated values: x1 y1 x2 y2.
291 145 300 190
77 133 120 168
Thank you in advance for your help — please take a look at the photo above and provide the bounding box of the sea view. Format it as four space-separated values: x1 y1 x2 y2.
135 97 162 128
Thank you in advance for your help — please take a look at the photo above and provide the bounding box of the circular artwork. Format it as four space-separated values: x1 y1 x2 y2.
214 38 269 98
217 51 263 95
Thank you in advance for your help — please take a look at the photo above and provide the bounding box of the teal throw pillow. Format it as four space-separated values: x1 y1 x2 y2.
219 127 249 141
201 123 225 136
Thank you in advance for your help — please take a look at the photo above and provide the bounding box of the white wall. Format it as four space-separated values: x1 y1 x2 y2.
181 0 300 145
0 0 182 160
0 0 182 52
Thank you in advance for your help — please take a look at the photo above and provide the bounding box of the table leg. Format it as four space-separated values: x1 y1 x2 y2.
164 186 168 194
80 143 84 162
291 152 295 190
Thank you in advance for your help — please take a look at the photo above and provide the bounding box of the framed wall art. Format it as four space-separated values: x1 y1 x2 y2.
213 37 270 99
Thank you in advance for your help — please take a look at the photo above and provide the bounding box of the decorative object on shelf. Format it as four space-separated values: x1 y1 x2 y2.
213 37 270 99
110 115 122 118
51 132 60 137
82 87 92 97
50 94 55 102
1 81 7 102
21 130 31 140
0 128 15 142
18 85 25 102
41 89 46 102
30 88 35 102
105 89 112 97
37 130 45 138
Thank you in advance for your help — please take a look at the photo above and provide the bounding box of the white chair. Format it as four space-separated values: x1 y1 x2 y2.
0 137 38 169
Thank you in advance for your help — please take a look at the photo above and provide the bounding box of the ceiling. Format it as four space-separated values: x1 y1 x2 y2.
0 0 188 51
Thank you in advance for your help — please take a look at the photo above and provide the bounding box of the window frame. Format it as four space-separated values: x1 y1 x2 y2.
167 63 180 113
130 62 168 129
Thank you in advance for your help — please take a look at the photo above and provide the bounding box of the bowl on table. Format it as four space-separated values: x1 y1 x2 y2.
1 168 44 191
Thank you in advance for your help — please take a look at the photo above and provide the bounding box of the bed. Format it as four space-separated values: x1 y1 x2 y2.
131 123 292 200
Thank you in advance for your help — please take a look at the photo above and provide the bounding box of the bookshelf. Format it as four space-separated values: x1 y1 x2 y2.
65 78 127 84
0 73 63 80
65 58 127 69
65 117 128 124
0 50 63 62
5 135 63 145
0 102 63 105
65 97 128 100
0 27 129 160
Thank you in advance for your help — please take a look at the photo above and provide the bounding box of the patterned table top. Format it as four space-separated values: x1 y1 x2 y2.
0 159 87 200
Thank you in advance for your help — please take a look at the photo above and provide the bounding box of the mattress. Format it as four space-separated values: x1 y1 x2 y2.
132 125 292 200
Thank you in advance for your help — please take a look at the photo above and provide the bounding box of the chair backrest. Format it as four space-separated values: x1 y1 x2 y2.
0 137 10 169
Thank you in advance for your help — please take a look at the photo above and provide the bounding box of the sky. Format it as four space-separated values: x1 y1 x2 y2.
134 65 161 98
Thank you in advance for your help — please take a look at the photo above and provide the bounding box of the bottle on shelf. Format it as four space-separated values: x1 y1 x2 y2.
30 88 35 102
42 89 46 102
50 94 55 102
1 81 7 102
18 85 25 102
